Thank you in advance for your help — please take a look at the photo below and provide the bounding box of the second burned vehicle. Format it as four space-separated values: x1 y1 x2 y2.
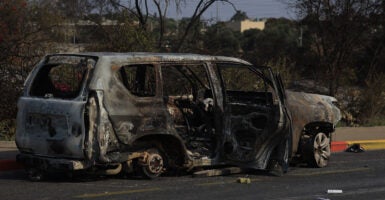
16 53 341 180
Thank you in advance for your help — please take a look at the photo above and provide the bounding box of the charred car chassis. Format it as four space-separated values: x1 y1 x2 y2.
15 53 341 180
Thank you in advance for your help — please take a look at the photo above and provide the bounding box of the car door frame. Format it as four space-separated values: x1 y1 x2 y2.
213 62 286 167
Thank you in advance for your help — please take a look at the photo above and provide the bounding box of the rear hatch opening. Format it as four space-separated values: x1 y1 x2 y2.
16 55 96 159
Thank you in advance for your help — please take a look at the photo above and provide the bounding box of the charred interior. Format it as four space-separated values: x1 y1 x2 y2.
162 64 216 158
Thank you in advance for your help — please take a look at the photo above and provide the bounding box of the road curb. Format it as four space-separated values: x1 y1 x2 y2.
0 159 23 171
0 141 16 148
331 141 349 152
331 139 385 152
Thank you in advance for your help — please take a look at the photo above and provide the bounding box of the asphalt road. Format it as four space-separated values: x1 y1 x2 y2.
1 150 385 200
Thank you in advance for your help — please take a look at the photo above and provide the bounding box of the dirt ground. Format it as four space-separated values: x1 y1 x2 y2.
333 126 385 141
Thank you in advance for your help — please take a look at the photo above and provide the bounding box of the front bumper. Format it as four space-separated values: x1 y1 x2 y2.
17 153 91 171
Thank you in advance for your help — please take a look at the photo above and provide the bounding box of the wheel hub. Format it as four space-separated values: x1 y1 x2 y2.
146 153 164 174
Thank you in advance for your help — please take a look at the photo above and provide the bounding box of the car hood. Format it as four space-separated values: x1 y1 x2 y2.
286 90 341 127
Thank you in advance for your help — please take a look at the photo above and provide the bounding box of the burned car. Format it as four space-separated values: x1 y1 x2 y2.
16 53 340 180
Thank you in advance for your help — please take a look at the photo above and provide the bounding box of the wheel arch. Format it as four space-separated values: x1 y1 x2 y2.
303 121 335 137
293 121 335 157
296 121 334 153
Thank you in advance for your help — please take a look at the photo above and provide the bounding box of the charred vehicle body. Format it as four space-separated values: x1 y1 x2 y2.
15 53 340 180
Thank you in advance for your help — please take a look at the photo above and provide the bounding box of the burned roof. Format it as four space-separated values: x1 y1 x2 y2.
47 52 252 65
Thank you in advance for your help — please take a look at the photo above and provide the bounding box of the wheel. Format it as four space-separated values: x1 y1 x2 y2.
141 148 166 179
304 132 331 168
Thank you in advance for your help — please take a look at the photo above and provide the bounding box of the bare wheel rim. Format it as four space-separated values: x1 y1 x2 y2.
141 149 165 178
147 153 164 174
313 132 330 167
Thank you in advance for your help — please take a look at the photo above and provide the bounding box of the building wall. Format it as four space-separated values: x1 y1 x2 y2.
226 19 265 32
240 20 265 32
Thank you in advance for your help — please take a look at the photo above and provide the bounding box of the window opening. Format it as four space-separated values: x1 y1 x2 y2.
118 64 156 97
29 56 94 99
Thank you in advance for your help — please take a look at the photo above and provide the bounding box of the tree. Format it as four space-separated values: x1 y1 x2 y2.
108 0 234 52
0 0 29 64
230 10 248 21
241 18 299 83
202 22 241 55
352 1 385 124
294 0 381 96
173 0 235 52
0 0 60 126
55 0 94 22
86 15 155 52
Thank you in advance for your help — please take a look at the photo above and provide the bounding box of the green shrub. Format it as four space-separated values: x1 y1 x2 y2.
362 115 385 127
0 119 16 141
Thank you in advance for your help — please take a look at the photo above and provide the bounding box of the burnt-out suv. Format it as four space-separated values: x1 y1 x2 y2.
16 53 340 180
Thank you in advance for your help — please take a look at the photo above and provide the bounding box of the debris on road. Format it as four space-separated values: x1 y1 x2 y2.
316 197 330 200
192 167 244 177
327 189 343 194
237 177 251 184
346 144 365 153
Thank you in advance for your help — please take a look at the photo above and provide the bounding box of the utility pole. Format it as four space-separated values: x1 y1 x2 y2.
298 26 303 47
216 1 219 22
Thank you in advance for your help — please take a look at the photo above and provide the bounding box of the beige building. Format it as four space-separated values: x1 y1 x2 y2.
226 19 265 32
